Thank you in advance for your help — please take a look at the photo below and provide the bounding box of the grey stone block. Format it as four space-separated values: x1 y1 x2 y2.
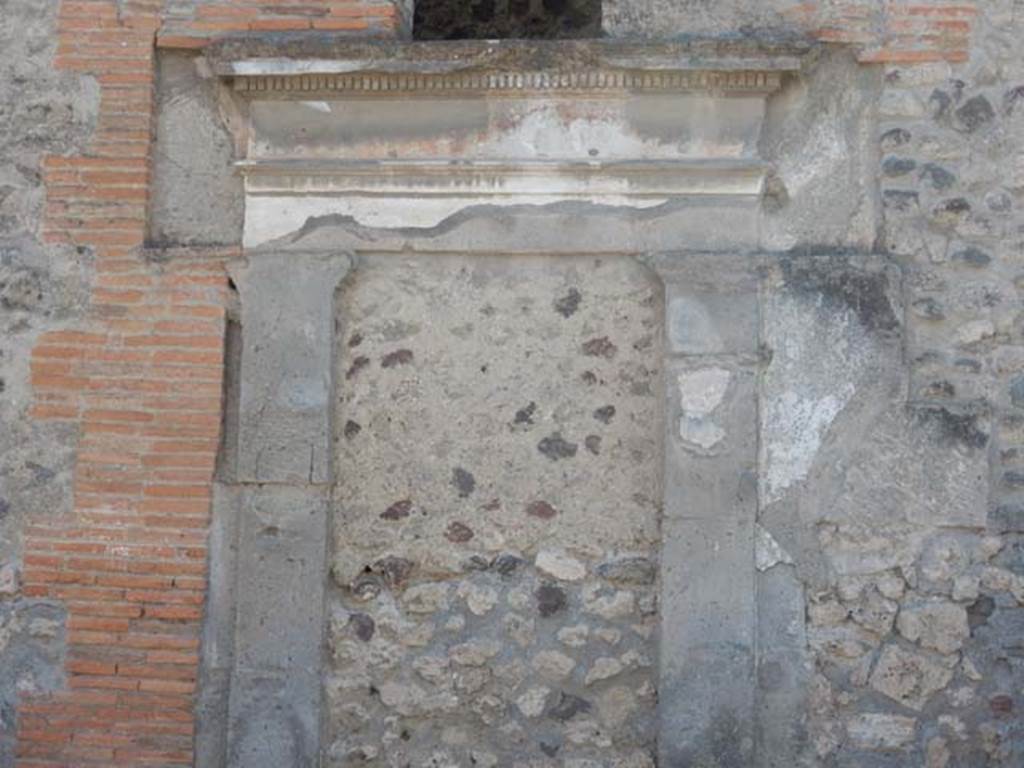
227 669 320 768
232 485 329 673
230 251 352 485
660 361 759 766
224 485 330 768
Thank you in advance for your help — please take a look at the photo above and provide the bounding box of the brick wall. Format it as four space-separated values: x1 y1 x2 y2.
158 0 407 47
20 254 229 765
786 1 978 63
15 0 401 764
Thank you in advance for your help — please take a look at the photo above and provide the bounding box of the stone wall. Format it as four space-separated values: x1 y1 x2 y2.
326 254 661 765
798 2 1024 765
0 0 95 763
0 0 1023 767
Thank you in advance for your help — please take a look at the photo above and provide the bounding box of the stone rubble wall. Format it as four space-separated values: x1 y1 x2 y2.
326 255 661 766
794 1 1024 765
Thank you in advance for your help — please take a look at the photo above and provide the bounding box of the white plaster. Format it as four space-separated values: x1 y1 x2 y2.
230 58 379 75
301 101 332 113
755 524 794 571
678 417 726 450
677 368 731 414
243 192 668 248
676 368 730 451
762 385 852 501
779 120 844 197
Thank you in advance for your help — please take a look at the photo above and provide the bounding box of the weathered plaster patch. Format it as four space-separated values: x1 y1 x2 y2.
755 524 794 571
760 265 896 505
677 367 731 451
301 100 332 114
762 384 853 502
243 194 670 248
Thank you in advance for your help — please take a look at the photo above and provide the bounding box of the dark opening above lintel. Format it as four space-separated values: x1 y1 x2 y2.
413 0 602 41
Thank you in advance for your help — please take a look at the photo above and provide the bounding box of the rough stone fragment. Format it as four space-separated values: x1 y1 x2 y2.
492 553 524 575
880 127 911 150
920 163 956 190
1012 378 1024 409
583 587 635 619
896 599 969 654
516 686 551 718
457 583 498 616
848 589 898 637
554 288 582 317
952 247 991 267
535 549 586 581
564 718 613 747
954 95 995 132
531 650 576 680
350 573 383 601
379 681 457 717
348 613 375 642
597 685 638 729
537 433 578 461
676 367 730 451
845 713 917 750
402 583 450 614
449 641 501 667
548 692 592 722
513 401 536 425
585 656 624 686
0 564 17 596
755 525 794 571
525 500 557 519
919 535 969 583
869 645 954 710
557 624 590 647
451 467 475 497
412 655 449 683
503 613 535 647
381 348 414 368
381 499 413 520
582 336 617 358
374 556 415 588
882 156 916 177
444 521 474 543
925 737 951 768
596 556 656 586
346 356 370 380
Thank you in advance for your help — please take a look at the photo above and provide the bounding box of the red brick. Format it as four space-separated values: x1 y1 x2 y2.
248 17 312 30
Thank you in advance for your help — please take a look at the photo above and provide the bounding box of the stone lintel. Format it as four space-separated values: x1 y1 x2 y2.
218 42 801 250
206 37 808 84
